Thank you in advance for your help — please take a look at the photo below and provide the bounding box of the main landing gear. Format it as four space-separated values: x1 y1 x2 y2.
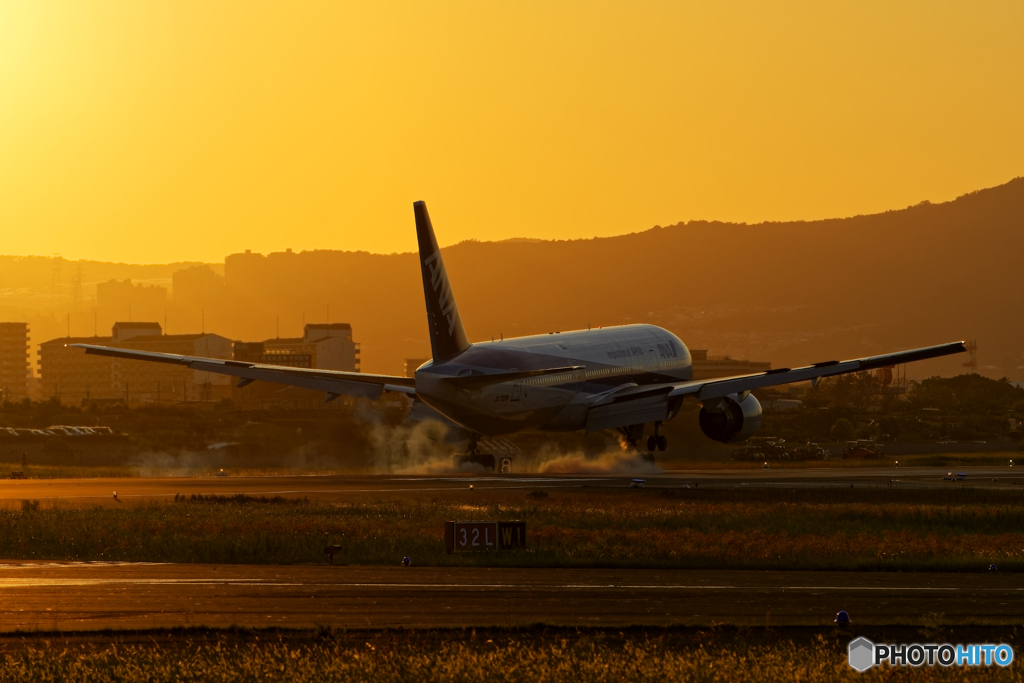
647 421 668 453
617 422 666 463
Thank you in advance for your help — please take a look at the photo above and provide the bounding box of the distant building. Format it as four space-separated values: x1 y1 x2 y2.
112 321 162 341
253 323 360 371
38 322 232 405
404 358 428 378
0 322 30 401
27 373 41 402
761 398 803 412
96 279 168 310
39 336 114 403
690 349 771 380
171 265 225 306
232 323 360 408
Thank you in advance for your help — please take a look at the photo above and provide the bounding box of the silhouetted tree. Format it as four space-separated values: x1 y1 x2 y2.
829 418 855 442
804 372 883 408
908 375 1024 413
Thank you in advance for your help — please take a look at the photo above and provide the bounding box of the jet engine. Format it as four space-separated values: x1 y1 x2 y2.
698 393 763 443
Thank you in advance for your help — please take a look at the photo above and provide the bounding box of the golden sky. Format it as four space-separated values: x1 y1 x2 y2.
1 1 1021 263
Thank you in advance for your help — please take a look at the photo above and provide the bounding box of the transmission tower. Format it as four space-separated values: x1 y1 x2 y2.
963 340 978 373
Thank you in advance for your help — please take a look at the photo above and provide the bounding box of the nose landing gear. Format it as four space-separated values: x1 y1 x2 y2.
454 433 496 471
454 433 518 473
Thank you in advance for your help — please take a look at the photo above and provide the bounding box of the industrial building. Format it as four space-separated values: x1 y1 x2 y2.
404 358 428 379
0 322 30 401
38 322 232 405
264 323 360 371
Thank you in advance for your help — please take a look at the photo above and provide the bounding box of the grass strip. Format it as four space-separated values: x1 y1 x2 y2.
1 486 1024 570
0 626 1019 682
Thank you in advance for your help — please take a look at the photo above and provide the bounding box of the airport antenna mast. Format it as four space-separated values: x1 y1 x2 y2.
963 340 978 373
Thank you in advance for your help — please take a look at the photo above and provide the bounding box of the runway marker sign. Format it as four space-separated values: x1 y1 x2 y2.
445 521 526 553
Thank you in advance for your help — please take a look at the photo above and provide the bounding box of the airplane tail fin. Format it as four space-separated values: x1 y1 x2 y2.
414 201 470 362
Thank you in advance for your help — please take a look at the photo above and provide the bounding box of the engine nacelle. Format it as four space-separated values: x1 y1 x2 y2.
698 394 763 443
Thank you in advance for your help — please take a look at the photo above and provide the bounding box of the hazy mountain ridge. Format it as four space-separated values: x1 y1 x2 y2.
2 177 1022 378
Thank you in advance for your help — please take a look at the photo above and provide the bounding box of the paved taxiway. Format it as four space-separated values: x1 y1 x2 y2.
0 564 1019 630
0 466 1019 506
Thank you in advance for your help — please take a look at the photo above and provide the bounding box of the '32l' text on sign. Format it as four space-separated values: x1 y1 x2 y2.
445 521 526 553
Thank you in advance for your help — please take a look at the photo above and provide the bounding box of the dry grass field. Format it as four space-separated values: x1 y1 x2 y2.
1 485 1023 571
0 627 1019 682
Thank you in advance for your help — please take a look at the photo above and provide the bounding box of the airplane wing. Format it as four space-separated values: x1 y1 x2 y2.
584 341 966 432
69 344 416 401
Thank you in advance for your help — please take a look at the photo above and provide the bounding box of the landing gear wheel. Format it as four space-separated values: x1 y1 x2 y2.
455 452 496 471
657 435 667 451
647 435 657 452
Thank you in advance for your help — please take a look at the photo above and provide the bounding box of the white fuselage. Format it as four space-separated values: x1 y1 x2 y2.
415 324 691 436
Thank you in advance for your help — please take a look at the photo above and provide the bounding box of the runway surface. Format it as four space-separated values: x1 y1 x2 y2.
0 469 1017 632
0 466 1020 506
0 563 1018 630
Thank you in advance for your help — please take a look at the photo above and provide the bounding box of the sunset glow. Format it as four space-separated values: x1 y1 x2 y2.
0 1 1021 262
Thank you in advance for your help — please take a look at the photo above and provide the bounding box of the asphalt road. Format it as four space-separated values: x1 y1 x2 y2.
0 466 1020 506
0 564 1018 631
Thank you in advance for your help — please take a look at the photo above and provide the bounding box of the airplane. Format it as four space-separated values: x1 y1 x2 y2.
71 201 965 469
